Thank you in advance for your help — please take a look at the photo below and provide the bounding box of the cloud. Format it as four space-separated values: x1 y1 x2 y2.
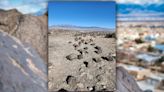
117 0 164 5
0 0 48 14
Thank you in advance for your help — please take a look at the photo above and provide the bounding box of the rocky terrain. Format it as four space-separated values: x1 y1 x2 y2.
0 9 48 62
48 29 116 91
0 9 47 92
0 31 47 92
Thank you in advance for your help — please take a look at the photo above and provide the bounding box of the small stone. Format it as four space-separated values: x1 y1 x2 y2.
94 50 102 54
66 75 77 86
92 58 101 63
77 49 83 54
84 47 88 50
83 61 88 67
77 54 83 60
90 43 95 46
87 86 93 91
66 54 77 61
68 41 72 44
101 55 114 61
94 46 102 54
87 86 95 91
94 46 101 50
84 42 88 44
84 51 89 54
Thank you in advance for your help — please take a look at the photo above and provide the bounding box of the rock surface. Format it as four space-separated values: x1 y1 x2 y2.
0 9 48 62
0 31 47 92
115 67 143 92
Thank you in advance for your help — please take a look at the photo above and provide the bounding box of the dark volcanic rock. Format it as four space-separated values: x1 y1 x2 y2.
0 31 47 92
0 9 48 62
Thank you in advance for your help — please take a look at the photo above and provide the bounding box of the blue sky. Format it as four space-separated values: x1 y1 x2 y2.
48 1 116 29
117 0 164 21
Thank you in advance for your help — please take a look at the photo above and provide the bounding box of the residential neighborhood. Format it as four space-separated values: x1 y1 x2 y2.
117 21 164 92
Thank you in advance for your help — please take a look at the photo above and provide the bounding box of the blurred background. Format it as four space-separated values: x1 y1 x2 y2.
117 0 164 92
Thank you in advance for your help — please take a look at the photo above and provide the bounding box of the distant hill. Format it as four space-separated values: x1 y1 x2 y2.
49 24 115 32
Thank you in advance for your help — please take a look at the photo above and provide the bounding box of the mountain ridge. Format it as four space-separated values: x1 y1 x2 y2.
49 24 115 32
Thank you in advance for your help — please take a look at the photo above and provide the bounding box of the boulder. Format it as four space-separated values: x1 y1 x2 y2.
115 67 143 92
0 31 47 92
0 9 48 63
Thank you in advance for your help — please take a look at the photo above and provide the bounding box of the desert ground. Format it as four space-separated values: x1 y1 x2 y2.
48 29 116 91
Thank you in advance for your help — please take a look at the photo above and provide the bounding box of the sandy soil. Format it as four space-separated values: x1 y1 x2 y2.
48 30 116 91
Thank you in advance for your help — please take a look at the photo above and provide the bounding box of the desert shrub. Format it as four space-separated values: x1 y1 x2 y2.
105 33 115 38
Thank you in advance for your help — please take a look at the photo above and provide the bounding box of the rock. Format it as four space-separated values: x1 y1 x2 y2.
77 54 83 60
66 54 77 61
83 61 89 67
73 43 79 50
101 55 114 62
58 88 68 92
81 39 85 43
68 41 72 44
94 46 101 50
90 43 96 46
115 67 143 92
66 75 77 86
78 41 82 46
84 51 89 54
94 46 102 54
0 9 48 63
94 50 102 54
0 31 47 92
84 41 88 44
92 58 101 63
87 86 95 91
77 49 83 54
84 47 88 50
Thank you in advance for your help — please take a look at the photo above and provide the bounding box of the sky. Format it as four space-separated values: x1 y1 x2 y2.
48 1 116 29
117 0 164 21
0 0 163 21
0 0 48 14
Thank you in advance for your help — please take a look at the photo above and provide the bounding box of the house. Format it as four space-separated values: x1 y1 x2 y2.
136 53 161 66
